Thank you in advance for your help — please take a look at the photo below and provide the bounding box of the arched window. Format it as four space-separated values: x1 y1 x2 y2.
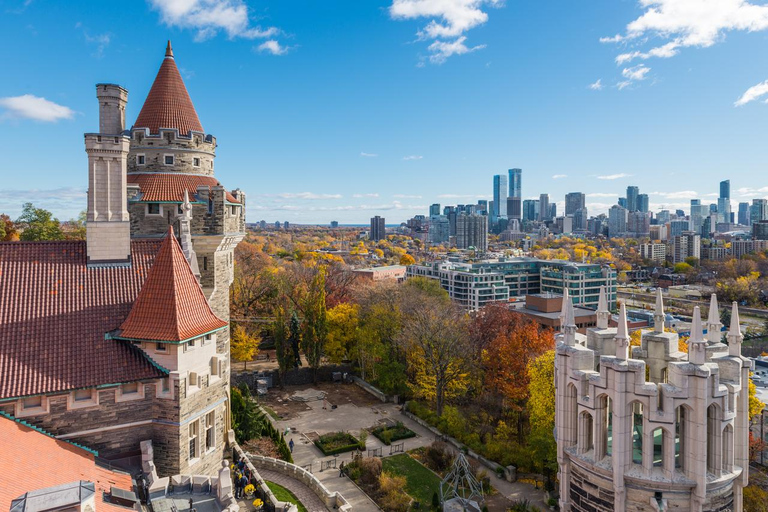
579 411 594 454
565 384 578 447
631 402 644 465
675 406 689 472
707 404 722 476
595 395 612 460
722 424 734 473
652 427 664 467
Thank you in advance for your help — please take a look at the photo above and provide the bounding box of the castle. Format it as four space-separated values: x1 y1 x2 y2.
0 41 244 477
555 288 751 512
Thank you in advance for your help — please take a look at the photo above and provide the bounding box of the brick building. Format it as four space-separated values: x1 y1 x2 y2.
0 42 244 478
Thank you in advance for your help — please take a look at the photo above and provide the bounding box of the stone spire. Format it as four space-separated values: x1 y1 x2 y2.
727 301 743 356
165 40 173 58
706 293 723 343
653 288 665 333
615 302 629 360
596 285 610 329
179 189 200 279
688 306 707 365
562 290 577 346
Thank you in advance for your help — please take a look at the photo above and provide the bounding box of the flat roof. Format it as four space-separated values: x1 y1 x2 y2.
517 306 596 320
354 265 407 272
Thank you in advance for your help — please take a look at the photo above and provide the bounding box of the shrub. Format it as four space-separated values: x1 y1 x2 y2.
359 457 383 488
425 441 453 473
372 423 417 445
378 472 411 512
431 492 440 511
315 432 362 455
744 485 768 512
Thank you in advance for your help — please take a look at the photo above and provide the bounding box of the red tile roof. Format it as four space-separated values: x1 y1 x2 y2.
128 172 240 203
119 229 227 343
0 240 166 400
133 41 204 136
0 414 134 512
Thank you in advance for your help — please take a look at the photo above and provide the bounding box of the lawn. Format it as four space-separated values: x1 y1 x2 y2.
266 481 308 512
382 453 442 506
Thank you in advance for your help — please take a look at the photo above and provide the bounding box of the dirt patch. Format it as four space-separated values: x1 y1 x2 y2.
259 382 381 421
242 436 282 459
484 491 513 512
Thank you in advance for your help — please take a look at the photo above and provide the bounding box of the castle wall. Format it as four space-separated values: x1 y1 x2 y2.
128 129 216 176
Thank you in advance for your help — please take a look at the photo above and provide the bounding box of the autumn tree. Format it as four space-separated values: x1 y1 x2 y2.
231 324 260 370
0 214 19 241
301 266 328 382
356 282 405 392
325 302 359 364
398 291 471 416
231 240 281 319
272 306 291 388
399 253 415 266
527 350 558 476
16 203 64 241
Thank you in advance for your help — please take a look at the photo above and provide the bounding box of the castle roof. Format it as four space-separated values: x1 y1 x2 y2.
0 240 166 400
128 172 241 203
118 228 227 343
0 414 134 512
133 41 204 136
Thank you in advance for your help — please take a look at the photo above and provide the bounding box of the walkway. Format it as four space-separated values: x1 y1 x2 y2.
257 468 330 512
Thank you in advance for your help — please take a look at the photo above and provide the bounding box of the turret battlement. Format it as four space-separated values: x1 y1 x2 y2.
129 128 216 175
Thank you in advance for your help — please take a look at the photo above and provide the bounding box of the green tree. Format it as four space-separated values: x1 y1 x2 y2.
289 310 302 367
16 203 64 241
403 276 449 301
65 211 87 240
231 384 266 443
301 267 328 382
272 306 291 388
231 324 260 370
673 262 692 274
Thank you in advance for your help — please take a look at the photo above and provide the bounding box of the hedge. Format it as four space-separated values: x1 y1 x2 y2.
314 432 362 456
372 423 417 446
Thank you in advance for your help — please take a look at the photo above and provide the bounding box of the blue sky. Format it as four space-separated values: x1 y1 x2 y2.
1 0 768 224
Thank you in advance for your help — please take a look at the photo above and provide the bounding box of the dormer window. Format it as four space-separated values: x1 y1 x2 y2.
137 154 146 165
22 396 42 409
164 154 175 165
147 203 161 216
74 389 92 402
156 342 167 353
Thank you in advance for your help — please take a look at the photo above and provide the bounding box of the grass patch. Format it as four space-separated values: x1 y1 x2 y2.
382 453 442 506
262 405 281 420
372 422 416 445
315 431 362 455
266 481 308 512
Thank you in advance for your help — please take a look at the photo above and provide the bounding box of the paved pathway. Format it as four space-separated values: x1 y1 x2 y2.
276 399 548 511
257 468 330 512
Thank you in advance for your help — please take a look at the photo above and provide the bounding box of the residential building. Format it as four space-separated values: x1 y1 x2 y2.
370 215 386 241
738 202 750 226
732 240 768 259
640 243 667 264
626 185 639 211
573 208 589 231
330 220 339 228
608 205 628 237
429 203 441 216
656 210 671 225
637 193 649 213
550 203 557 220
556 215 574 234
429 214 450 244
649 224 667 241
718 179 731 225
540 194 551 222
672 231 701 263
753 220 768 241
565 192 586 215
0 42 245 477
628 211 650 236
407 257 616 311
493 174 508 219
555 291 751 512
751 199 768 225
509 168 522 198
669 218 690 238
456 214 488 252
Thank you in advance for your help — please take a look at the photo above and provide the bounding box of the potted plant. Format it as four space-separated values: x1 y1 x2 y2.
244 484 256 499
252 498 264 511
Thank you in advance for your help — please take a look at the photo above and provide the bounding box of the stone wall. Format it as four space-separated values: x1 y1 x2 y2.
128 129 216 175
232 365 354 390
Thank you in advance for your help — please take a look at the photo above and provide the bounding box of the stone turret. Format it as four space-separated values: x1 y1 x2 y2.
706 294 723 343
561 289 577 346
596 285 610 329
615 302 629 360
653 288 665 333
728 301 743 356
688 306 707 365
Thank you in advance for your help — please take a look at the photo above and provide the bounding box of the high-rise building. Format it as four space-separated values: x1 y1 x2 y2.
690 199 708 234
656 210 671 225
443 206 457 236
539 194 550 222
429 203 441 217
523 199 539 222
637 193 649 213
672 231 701 263
751 199 768 225
370 215 386 241
429 215 450 244
720 179 731 200
476 200 488 215
493 174 508 219
509 168 522 198
565 192 585 215
738 202 750 226
550 203 557 220
573 208 588 231
669 218 690 238
330 221 339 228
608 205 628 237
628 211 650 236
626 186 640 212
506 197 522 220
456 214 488 252
753 221 768 241
618 197 628 209
640 243 667 263
718 180 731 224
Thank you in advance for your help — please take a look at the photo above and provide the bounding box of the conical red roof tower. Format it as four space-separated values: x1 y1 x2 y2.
119 228 227 342
133 41 204 136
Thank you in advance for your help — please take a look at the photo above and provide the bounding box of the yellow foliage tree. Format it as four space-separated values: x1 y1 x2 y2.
749 376 765 421
399 253 415 266
325 303 359 364
231 324 260 370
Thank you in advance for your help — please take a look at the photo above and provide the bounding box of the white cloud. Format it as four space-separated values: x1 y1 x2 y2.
735 79 768 106
256 39 289 55
589 79 603 91
651 190 699 199
360 152 378 157
389 0 502 63
403 155 423 160
437 194 485 199
353 193 380 198
427 36 485 64
148 0 280 41
602 0 768 94
394 194 423 199
274 192 342 200
587 192 618 198
596 173 632 180
622 65 651 81
0 187 86 219
0 95 75 122
552 174 568 179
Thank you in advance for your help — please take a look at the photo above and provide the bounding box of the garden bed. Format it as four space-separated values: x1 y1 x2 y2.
314 431 362 455
372 422 417 445
266 481 308 512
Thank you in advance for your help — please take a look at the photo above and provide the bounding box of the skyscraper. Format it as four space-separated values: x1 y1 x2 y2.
752 199 768 225
720 179 730 200
565 192 585 215
507 197 522 220
738 202 750 226
637 194 649 213
718 179 731 225
429 203 441 217
493 174 508 219
539 194 550 222
508 168 522 198
456 214 488 252
523 199 539 222
370 216 385 241
608 205 628 237
626 186 639 212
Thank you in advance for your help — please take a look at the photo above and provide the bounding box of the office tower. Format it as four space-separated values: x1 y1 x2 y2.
656 210 670 225
738 202 750 226
284 221 290 229
751 199 768 225
608 205 628 237
539 194 550 222
444 206 457 236
626 186 640 211
753 221 768 241
556 216 573 234
690 199 705 234
509 168 522 198
370 215 385 241
550 203 557 220
493 174 508 219
523 199 539 222
565 192 585 215
618 197 628 209
637 193 649 213
720 179 731 200
507 197 522 220
476 200 488 215
573 208 588 231
717 181 731 224
456 214 488 252
330 221 339 228
429 203 441 217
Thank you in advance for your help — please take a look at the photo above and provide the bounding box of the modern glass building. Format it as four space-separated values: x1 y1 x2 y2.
493 174 508 219
509 168 522 198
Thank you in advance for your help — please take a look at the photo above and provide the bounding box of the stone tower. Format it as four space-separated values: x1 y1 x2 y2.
84 84 131 265
124 41 245 475
555 288 751 512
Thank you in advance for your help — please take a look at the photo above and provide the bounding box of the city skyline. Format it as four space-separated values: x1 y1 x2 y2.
3 1 768 224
